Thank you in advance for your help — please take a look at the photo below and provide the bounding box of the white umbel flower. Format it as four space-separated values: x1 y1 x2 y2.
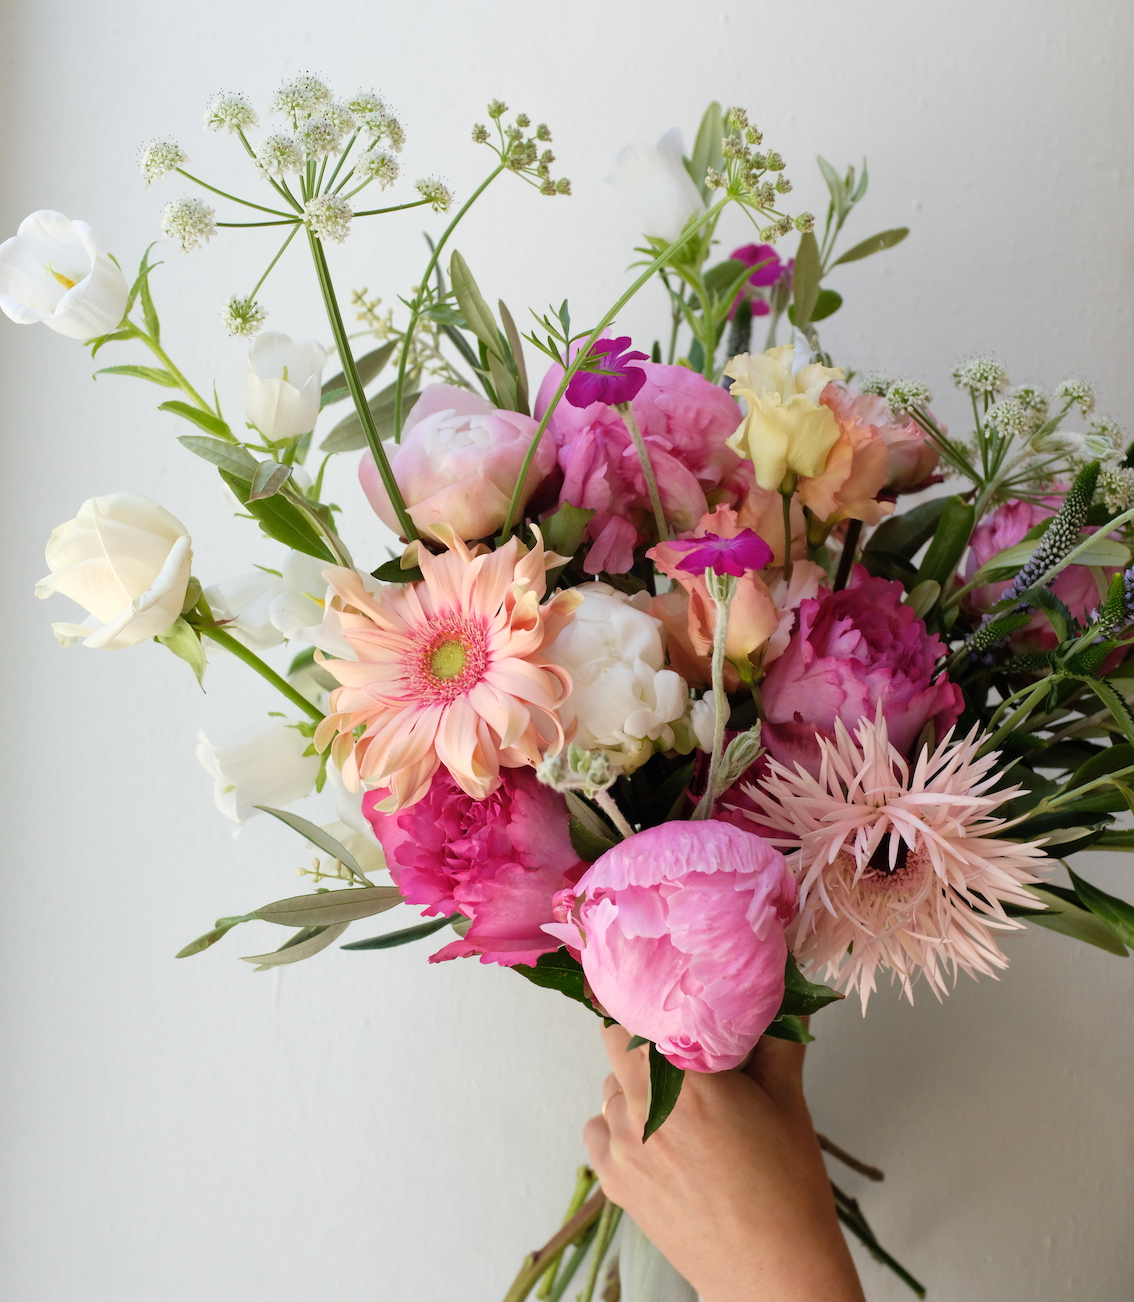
161 197 216 252
297 115 345 158
256 134 304 177
222 294 267 337
414 178 452 212
303 193 353 242
356 147 399 188
138 139 187 187
272 74 332 119
204 92 258 134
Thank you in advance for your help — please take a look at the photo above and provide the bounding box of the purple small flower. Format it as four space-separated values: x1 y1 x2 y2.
667 529 774 577
728 244 794 320
565 336 649 408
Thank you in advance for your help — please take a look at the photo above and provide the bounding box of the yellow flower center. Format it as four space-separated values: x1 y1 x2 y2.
46 264 78 290
430 638 467 680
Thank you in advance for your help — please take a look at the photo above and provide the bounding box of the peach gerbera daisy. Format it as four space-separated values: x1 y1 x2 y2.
738 711 1049 1009
314 528 580 810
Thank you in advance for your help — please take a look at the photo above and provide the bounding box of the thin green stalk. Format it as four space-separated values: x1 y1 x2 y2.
393 162 509 439
353 198 435 217
174 168 293 217
200 625 324 723
136 333 214 413
617 401 668 542
576 1202 622 1302
248 223 302 300
216 219 299 228
545 1224 600 1302
323 134 358 192
693 575 733 820
536 1169 598 1300
235 131 304 212
977 679 1053 756
306 231 417 540
1026 761 1134 817
499 199 732 540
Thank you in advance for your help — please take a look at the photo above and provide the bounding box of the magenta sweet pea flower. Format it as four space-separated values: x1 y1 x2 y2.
565 336 649 408
545 820 797 1072
666 528 773 577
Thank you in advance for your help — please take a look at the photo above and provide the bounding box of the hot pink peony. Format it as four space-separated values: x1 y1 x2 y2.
364 766 586 967
760 569 963 777
545 820 797 1072
536 360 746 574
359 385 557 542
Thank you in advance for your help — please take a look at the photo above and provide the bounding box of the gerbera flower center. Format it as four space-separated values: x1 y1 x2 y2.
405 616 489 704
430 638 466 680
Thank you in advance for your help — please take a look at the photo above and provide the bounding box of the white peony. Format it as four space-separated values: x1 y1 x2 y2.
0 210 128 339
36 492 192 649
196 721 320 828
609 128 704 243
244 331 327 440
540 582 691 772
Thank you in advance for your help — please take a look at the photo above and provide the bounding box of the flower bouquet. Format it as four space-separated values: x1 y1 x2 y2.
9 83 1134 1300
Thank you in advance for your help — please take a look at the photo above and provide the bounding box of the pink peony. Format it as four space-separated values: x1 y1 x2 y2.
760 569 963 777
545 821 797 1072
364 766 586 967
964 496 1117 655
359 384 557 542
536 361 746 574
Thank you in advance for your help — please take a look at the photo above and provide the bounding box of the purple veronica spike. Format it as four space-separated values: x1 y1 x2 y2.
667 529 774 577
565 336 649 408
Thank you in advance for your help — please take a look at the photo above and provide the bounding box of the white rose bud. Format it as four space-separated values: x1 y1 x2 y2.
0 210 128 340
36 492 192 649
196 722 320 828
244 331 328 440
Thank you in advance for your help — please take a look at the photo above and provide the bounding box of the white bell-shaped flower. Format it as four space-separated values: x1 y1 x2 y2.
609 128 704 243
244 331 327 440
196 721 320 828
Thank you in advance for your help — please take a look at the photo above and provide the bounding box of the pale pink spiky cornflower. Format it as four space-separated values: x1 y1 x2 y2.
314 527 580 810
737 711 1049 1009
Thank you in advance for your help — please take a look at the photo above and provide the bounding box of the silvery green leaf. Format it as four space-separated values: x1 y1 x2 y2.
176 912 256 958
904 580 940 618
254 805 364 876
241 921 350 968
791 232 821 328
248 459 292 502
816 155 847 214
178 435 260 480
253 886 403 927
320 340 397 398
1067 869 1134 947
320 381 419 452
972 532 1131 586
688 101 724 203
1024 885 1128 956
95 363 180 387
830 227 909 267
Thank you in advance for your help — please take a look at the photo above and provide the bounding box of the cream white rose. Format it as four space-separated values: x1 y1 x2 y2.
541 582 691 772
196 721 320 828
244 331 327 440
36 492 192 649
0 210 128 339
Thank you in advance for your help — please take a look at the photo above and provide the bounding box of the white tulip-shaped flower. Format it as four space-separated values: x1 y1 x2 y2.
244 332 327 440
610 128 704 243
541 582 691 773
269 557 382 659
204 552 332 652
36 492 192 649
196 722 320 828
0 211 128 340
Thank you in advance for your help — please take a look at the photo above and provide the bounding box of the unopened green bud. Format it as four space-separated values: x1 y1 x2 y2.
471 123 489 144
487 99 507 119
515 112 530 128
794 212 815 233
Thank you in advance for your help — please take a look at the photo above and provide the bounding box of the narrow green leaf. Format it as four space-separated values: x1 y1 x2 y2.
830 227 909 267
341 913 458 951
241 921 350 968
1067 869 1134 947
689 101 725 202
1093 828 1134 850
253 805 366 876
643 1044 685 1140
625 1035 649 1051
808 288 843 322
564 792 620 843
1068 743 1134 791
156 616 206 686
1024 885 1128 956
791 231 821 328
220 471 335 562
320 380 420 453
248 459 293 502
513 949 602 1015
320 340 397 398
253 885 403 927
95 364 180 388
914 494 975 590
850 158 869 203
160 401 232 439
777 954 844 1018
764 1014 815 1043
178 435 259 479
498 300 530 415
864 497 948 560
371 558 423 584
139 264 161 342
1078 676 1134 748
904 579 940 618
816 155 847 214
569 817 617 862
89 328 136 358
450 251 500 351
176 912 256 958
320 386 350 408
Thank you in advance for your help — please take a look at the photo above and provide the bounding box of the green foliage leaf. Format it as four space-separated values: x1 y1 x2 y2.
1023 885 1128 956
540 501 595 558
176 912 256 958
569 817 617 862
371 558 423 584
914 494 975 591
777 954 843 1017
241 921 350 969
643 1044 685 1141
253 885 403 928
565 791 620 844
1093 828 1134 850
89 328 136 358
864 497 948 561
1068 743 1134 791
809 288 843 322
220 470 335 562
340 913 458 951
450 251 521 413
320 380 420 453
320 340 397 398
95 363 180 388
248 459 293 502
830 227 909 267
688 101 725 202
791 231 821 328
513 949 602 1014
253 805 366 876
498 299 530 415
764 1014 815 1043
1067 869 1134 947
816 155 847 214
156 616 206 686
178 435 259 480
160 401 233 439
1077 676 1134 748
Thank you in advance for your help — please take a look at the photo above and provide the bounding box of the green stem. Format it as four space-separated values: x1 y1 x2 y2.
248 224 302 300
235 132 304 212
216 219 299 228
499 199 732 540
199 625 325 723
393 162 509 440
353 198 435 217
536 1169 598 1300
693 575 733 820
306 231 417 540
593 789 635 840
576 1202 622 1302
617 401 668 542
137 333 214 413
173 169 292 218
977 679 1053 756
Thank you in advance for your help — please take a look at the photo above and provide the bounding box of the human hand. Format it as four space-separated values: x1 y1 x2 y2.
583 1024 865 1302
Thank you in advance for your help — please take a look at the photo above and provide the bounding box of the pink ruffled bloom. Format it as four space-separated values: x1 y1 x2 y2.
824 387 941 496
363 767 586 967
359 386 557 542
314 530 579 809
760 569 963 777
964 495 1118 654
545 821 797 1072
536 361 747 574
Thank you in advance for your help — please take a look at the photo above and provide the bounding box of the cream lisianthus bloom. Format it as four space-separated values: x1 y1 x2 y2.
36 492 192 649
725 345 844 491
244 331 328 440
0 210 128 340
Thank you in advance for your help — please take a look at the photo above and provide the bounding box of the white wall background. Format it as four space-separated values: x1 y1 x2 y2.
2 2 1132 1299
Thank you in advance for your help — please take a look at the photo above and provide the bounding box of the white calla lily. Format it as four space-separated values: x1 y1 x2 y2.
0 210 128 339
610 128 704 243
36 492 192 649
196 721 320 828
244 331 327 440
